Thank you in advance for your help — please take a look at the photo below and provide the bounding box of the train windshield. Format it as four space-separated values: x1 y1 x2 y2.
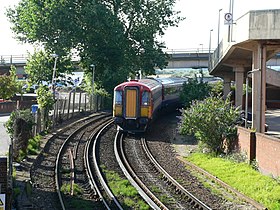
114 90 122 105
142 91 150 106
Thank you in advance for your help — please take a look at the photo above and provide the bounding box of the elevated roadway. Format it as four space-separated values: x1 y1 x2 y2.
209 9 280 133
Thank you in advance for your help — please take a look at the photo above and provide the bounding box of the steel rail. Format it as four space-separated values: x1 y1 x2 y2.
91 119 123 210
141 138 212 210
114 131 167 210
54 113 110 210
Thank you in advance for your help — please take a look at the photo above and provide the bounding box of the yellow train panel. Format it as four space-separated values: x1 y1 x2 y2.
126 89 137 118
114 105 122 116
141 107 149 117
141 106 152 118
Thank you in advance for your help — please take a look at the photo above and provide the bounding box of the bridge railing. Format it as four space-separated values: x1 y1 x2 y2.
164 48 214 54
0 55 29 65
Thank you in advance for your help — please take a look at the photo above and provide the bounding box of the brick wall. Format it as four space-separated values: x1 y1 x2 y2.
0 101 17 113
236 127 256 161
237 126 280 177
0 100 36 114
255 133 280 176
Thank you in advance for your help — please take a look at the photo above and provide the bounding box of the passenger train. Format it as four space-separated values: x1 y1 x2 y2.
113 77 188 132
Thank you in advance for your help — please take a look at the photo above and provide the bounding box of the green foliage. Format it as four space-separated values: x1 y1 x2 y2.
209 80 224 96
13 187 21 198
26 135 41 155
103 166 149 209
25 50 76 86
0 66 21 99
36 85 54 110
17 149 27 162
179 95 240 153
7 0 184 93
61 183 82 195
180 78 211 107
186 153 280 209
5 109 34 137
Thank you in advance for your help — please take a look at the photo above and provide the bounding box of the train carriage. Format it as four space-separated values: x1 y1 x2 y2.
113 77 188 133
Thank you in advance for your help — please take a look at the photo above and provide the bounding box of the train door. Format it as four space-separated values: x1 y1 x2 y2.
124 87 139 118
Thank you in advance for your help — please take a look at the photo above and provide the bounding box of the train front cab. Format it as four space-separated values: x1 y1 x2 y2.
113 86 152 132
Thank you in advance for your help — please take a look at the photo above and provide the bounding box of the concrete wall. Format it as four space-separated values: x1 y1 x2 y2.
249 10 280 40
237 127 280 177
234 12 250 43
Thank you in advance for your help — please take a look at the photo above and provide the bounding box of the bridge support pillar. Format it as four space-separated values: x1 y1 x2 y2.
252 43 267 133
234 66 245 108
222 76 231 99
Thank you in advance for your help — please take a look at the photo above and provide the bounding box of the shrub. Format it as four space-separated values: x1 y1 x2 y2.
180 78 211 107
5 109 34 137
179 95 240 153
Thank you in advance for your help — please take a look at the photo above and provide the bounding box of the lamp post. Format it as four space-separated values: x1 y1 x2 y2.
208 29 213 70
217 8 222 59
51 54 59 99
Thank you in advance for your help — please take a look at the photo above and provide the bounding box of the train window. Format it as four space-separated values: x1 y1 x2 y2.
142 91 150 106
114 90 122 105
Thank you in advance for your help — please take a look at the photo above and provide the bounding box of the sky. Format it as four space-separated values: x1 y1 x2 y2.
0 0 279 55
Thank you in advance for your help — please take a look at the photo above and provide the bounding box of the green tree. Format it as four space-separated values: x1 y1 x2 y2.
36 85 55 130
7 0 183 93
180 78 211 107
24 50 76 86
179 95 240 154
0 66 20 99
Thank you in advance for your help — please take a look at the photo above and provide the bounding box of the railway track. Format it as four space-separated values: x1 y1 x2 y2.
29 111 262 210
115 132 212 209
30 112 111 209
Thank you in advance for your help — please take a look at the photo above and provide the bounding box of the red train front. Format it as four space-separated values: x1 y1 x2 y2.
113 77 188 132
113 79 163 132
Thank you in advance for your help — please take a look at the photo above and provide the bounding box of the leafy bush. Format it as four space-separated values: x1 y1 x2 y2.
180 78 211 107
5 109 34 137
209 80 224 96
0 66 21 99
179 95 240 153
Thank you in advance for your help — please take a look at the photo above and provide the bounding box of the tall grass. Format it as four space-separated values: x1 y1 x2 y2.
102 166 150 209
186 153 280 209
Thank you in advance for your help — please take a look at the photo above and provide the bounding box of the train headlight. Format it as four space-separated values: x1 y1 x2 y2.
141 106 149 117
114 105 123 116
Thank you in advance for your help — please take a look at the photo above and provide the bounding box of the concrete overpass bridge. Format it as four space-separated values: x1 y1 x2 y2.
209 9 280 133
1 50 280 75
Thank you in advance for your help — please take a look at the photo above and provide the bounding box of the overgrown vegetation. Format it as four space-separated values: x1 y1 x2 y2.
180 77 211 107
186 153 280 209
61 183 83 196
16 135 41 162
5 109 33 137
0 66 21 99
36 85 55 130
5 110 42 161
102 166 149 209
179 95 240 153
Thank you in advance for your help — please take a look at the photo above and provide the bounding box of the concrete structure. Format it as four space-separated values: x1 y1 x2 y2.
209 9 280 133
1 50 280 72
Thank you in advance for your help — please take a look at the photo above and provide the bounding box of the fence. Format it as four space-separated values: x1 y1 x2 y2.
0 100 36 113
32 91 105 135
0 91 105 135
